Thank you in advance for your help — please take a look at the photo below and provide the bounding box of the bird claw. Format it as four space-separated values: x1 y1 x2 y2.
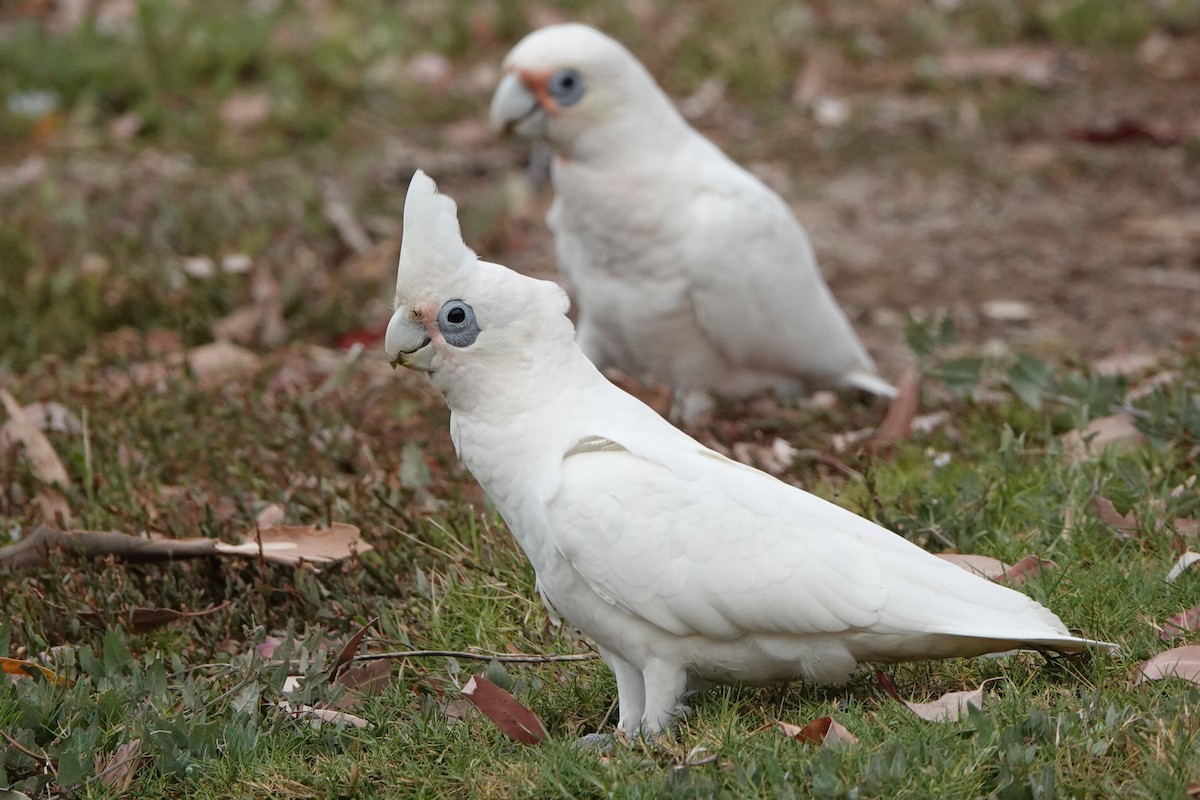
574 732 617 752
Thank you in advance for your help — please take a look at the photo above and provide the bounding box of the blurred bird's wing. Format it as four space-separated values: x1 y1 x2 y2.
678 155 886 391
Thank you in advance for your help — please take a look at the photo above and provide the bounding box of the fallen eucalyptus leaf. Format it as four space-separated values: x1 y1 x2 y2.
1134 645 1200 685
461 675 548 744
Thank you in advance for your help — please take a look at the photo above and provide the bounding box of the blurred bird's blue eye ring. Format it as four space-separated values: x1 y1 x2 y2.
438 299 480 347
548 68 585 107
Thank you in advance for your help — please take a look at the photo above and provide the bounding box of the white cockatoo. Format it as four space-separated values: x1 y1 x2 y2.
489 23 896 421
386 171 1112 735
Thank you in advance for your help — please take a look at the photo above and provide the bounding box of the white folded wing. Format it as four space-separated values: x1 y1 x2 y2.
546 432 1100 658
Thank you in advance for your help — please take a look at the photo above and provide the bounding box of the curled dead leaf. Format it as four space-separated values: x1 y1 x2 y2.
1092 496 1139 536
903 686 986 722
872 369 921 446
1134 645 1200 685
215 523 373 568
877 671 990 722
778 717 858 747
1167 552 1200 583
1 657 75 686
333 660 391 708
939 46 1071 88
937 553 1055 586
95 738 142 791
1160 606 1200 641
219 91 271 132
332 619 376 675
80 601 230 634
0 389 72 525
938 553 1008 579
278 701 370 729
255 503 286 529
186 341 263 387
461 675 548 744
1061 414 1144 463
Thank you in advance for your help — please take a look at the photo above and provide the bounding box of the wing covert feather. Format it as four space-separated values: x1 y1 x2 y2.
545 435 1073 644
546 443 889 640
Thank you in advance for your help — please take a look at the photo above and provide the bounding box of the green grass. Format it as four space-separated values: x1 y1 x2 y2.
3 0 1200 797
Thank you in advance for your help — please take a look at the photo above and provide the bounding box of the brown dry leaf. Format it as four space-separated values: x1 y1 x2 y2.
903 686 986 722
1061 414 1144 462
730 438 797 475
0 401 80 455
1 657 75 687
212 301 285 346
332 620 375 674
279 702 371 729
877 671 989 722
872 369 920 446
0 155 46 196
255 503 286 529
214 523 373 568
1090 351 1160 378
1174 519 1200 538
331 661 391 710
1134 645 1200 685
1122 215 1200 245
186 341 263 387
1092 496 1139 535
940 46 1070 87
1187 781 1200 799
461 675 549 744
778 717 858 747
407 52 453 88
320 177 373 255
1167 552 1200 583
95 738 142 791
1069 118 1180 147
256 635 286 659
1160 606 1200 641
440 697 479 724
999 554 1056 585
219 91 271 132
938 553 1008 579
80 601 229 634
937 553 1055 586
0 390 72 525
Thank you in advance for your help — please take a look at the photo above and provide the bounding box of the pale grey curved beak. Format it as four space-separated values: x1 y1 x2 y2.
385 305 433 371
489 72 545 138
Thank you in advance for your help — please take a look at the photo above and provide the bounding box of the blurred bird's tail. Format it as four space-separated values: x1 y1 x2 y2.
841 371 898 398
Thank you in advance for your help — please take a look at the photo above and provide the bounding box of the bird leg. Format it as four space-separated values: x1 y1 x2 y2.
640 659 689 734
600 648 646 733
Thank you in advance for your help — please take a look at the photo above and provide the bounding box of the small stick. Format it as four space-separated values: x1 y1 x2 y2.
352 649 598 664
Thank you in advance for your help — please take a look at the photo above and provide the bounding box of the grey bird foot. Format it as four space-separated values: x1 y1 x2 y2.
574 732 618 751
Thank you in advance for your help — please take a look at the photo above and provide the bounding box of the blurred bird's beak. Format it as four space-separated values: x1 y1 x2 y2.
385 306 433 372
490 72 546 138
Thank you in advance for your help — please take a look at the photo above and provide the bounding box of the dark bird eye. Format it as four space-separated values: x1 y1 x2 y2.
548 68 586 107
437 299 480 348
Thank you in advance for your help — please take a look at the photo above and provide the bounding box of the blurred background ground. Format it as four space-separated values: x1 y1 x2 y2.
2 0 1199 382
2 2 1200 797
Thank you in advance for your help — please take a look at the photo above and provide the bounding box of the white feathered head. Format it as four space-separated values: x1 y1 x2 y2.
386 171 572 394
489 23 685 159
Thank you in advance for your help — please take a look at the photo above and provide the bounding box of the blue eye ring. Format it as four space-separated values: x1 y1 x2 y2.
437 299 480 348
547 68 586 107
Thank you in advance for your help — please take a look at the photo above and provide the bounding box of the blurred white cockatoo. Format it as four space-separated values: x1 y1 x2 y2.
489 23 895 420
386 171 1111 735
